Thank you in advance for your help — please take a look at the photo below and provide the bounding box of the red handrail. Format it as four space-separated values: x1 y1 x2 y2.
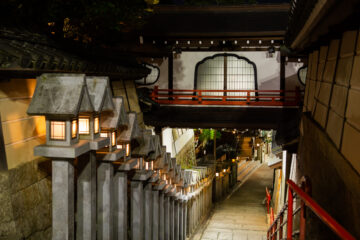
267 179 356 240
150 86 303 107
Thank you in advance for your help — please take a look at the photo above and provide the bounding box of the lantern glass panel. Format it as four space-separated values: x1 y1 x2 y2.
71 120 77 138
126 144 130 157
111 131 116 146
79 117 90 134
50 121 65 140
94 117 99 134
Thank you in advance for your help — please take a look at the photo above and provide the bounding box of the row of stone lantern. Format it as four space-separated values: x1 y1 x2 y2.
27 73 216 240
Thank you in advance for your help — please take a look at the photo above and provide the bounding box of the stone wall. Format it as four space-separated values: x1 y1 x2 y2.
111 80 144 127
300 29 360 239
0 158 52 240
176 138 196 169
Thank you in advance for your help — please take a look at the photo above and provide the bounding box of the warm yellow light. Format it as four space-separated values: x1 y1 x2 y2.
126 144 130 157
94 117 99 134
145 162 149 170
100 132 108 138
50 121 65 140
232 159 235 163
71 120 77 138
79 117 90 134
111 131 116 146
151 162 154 170
223 169 226 172
117 144 123 150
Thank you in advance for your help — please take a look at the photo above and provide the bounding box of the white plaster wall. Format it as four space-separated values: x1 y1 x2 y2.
148 51 282 90
285 61 305 91
162 128 174 157
147 51 304 93
161 128 194 158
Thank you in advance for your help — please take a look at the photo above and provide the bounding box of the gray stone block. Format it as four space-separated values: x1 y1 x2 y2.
131 181 144 240
97 162 114 240
114 172 128 240
52 159 75 240
77 152 96 240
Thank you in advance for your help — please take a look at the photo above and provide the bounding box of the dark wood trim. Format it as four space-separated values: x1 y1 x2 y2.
0 115 8 170
280 55 286 98
168 53 173 92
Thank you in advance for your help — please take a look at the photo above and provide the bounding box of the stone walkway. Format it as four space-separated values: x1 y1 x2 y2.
197 164 273 240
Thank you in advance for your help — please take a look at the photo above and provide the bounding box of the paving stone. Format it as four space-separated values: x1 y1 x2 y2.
199 165 271 240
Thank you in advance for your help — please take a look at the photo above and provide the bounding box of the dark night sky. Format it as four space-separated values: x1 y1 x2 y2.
160 0 290 5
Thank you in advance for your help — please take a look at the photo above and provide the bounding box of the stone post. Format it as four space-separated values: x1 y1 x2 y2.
170 197 175 240
164 195 170 239
159 191 165 240
152 189 159 240
179 200 183 240
52 159 74 240
174 199 179 240
131 181 144 240
97 162 114 240
113 171 128 240
76 152 96 240
183 200 188 240
144 183 153 240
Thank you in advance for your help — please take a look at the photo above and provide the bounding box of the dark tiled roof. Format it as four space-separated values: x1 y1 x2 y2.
0 28 150 79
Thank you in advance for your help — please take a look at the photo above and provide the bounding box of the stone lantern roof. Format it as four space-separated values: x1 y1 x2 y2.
154 146 167 169
27 73 93 118
85 76 114 114
149 135 162 161
117 112 141 143
100 97 129 130
132 130 154 158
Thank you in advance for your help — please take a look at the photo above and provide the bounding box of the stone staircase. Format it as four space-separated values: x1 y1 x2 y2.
237 160 260 182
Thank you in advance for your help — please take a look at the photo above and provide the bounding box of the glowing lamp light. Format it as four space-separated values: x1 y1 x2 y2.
94 117 99 134
117 144 123 149
232 159 235 163
216 172 219 177
50 121 65 140
126 144 130 157
71 120 77 138
257 143 260 147
79 117 90 134
223 169 226 173
111 131 116 146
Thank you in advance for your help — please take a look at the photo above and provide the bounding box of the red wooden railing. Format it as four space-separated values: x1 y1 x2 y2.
267 179 356 240
150 86 303 106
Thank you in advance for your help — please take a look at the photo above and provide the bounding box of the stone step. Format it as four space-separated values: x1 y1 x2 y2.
237 161 260 182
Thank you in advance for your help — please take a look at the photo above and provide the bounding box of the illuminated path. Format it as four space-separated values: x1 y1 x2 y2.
198 164 272 240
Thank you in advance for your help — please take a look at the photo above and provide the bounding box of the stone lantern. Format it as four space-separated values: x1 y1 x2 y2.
98 97 129 158
27 73 98 240
130 129 155 240
117 112 141 160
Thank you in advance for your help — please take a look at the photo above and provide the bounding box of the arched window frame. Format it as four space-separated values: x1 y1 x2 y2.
297 65 307 86
194 53 258 93
135 63 160 86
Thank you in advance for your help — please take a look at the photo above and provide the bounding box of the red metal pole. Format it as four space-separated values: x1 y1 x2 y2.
273 221 277 240
287 188 293 240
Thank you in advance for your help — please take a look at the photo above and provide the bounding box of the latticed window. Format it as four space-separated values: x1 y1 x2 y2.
50 121 66 140
195 54 257 97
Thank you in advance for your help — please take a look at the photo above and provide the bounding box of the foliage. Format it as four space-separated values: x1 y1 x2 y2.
0 0 158 44
198 129 221 142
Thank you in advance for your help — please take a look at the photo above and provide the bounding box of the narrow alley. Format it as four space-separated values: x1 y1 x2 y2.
197 165 272 240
